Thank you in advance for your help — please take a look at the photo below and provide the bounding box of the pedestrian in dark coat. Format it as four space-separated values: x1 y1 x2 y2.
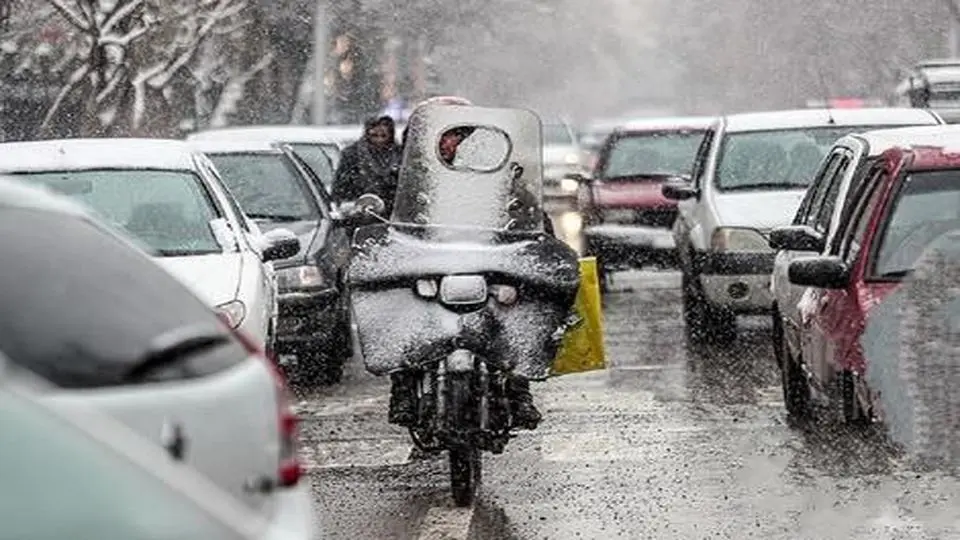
331 115 402 215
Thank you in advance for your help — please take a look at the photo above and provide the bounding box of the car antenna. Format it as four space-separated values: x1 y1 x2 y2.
816 68 837 125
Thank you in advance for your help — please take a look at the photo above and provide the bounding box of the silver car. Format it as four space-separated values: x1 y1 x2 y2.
0 178 315 539
0 363 284 540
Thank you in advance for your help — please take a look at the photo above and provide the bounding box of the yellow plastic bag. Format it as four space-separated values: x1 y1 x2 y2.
551 256 607 375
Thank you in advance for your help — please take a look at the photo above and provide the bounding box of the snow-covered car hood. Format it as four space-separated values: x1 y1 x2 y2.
154 253 242 307
712 189 807 229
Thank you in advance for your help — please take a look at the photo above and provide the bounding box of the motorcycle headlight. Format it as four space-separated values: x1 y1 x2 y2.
711 227 771 252
276 265 327 291
215 300 246 329
560 178 579 193
415 279 438 298
490 284 518 306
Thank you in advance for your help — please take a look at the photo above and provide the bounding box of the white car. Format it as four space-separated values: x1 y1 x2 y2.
0 177 314 539
187 125 346 193
663 107 943 343
0 138 295 351
188 123 366 173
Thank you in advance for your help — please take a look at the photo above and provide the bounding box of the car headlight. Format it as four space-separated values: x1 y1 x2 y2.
560 178 579 193
711 227 771 252
276 265 328 291
564 153 580 165
216 300 246 329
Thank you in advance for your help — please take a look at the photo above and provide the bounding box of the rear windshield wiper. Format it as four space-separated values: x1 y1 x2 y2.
155 249 221 257
126 324 230 381
247 213 303 222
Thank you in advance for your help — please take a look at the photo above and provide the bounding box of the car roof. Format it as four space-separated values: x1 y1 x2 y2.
186 125 352 144
0 175 93 217
0 138 198 173
186 139 285 154
618 116 716 133
842 125 960 155
847 125 960 169
721 108 940 133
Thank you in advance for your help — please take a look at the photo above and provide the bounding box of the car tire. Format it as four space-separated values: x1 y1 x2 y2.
771 306 784 371
682 271 736 344
839 371 870 427
781 346 811 423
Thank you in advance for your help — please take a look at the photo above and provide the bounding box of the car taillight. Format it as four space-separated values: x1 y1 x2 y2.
227 322 303 488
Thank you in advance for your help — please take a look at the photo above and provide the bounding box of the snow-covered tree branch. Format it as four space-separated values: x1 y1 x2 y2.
2 0 267 137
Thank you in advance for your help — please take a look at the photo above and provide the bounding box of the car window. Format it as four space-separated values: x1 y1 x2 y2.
715 126 896 191
206 152 320 221
14 169 224 257
283 148 333 217
288 143 336 193
690 128 715 189
871 169 960 278
601 131 705 178
0 209 244 389
812 152 852 233
795 151 843 225
197 161 252 234
0 388 247 540
837 168 886 262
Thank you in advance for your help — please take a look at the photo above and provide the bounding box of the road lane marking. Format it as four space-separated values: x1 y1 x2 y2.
416 506 475 540
296 394 389 417
301 439 412 470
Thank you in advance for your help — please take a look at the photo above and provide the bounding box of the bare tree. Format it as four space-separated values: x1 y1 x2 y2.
0 0 264 137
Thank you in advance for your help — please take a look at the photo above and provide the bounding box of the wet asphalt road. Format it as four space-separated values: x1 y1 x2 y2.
293 206 960 539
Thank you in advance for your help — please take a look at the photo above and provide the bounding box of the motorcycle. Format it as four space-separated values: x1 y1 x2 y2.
345 105 580 506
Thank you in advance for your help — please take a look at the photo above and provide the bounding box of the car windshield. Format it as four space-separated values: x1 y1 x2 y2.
206 152 319 221
543 124 574 146
0 387 249 540
716 126 892 191
873 170 960 277
288 143 336 193
14 169 223 256
602 131 705 178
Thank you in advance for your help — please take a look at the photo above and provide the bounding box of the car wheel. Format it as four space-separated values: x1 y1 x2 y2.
771 307 784 371
781 346 811 423
839 371 870 427
682 271 736 344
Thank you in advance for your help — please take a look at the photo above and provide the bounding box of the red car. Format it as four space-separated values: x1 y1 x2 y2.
574 117 715 287
782 125 960 424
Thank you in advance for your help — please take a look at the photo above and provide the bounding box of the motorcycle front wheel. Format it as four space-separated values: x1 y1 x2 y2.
447 372 481 506
449 446 481 506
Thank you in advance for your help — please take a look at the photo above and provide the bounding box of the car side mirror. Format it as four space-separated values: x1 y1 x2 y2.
768 225 825 252
661 180 699 201
261 228 301 262
356 193 386 216
787 256 849 289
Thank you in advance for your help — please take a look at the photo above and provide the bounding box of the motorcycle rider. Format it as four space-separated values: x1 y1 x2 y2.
331 115 403 216
387 97 556 431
